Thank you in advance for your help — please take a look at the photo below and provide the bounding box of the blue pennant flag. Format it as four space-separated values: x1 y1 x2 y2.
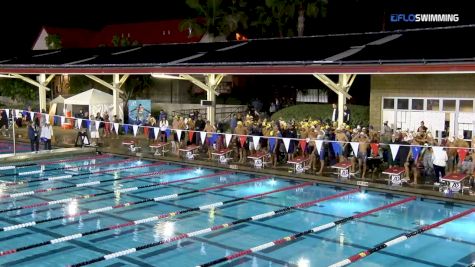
124 124 129 135
268 138 276 152
85 120 91 129
211 133 219 144
411 146 421 160
53 116 59 125
331 142 342 156
165 128 171 138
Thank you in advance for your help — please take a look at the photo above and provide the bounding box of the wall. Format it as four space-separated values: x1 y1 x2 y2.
370 74 475 129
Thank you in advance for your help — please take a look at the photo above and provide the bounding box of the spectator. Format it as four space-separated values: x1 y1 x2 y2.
0 110 8 136
343 105 351 125
432 147 448 183
230 114 237 133
331 103 338 123
28 120 40 152
40 120 54 150
417 121 428 133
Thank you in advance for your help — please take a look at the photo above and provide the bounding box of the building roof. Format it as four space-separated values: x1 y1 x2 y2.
34 20 201 49
3 25 475 74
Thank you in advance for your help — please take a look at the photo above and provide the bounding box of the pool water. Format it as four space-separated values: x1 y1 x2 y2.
0 140 30 154
0 155 473 267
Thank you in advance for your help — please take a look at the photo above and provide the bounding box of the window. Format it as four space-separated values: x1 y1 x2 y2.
426 99 439 111
383 98 394 109
412 99 423 110
397 99 409 110
443 100 456 111
459 100 473 112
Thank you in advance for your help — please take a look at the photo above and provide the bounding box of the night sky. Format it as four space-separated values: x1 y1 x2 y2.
1 0 471 53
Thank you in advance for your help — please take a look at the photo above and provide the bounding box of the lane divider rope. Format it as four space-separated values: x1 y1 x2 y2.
197 196 417 267
0 174 265 232
0 178 309 256
328 207 475 267
0 162 171 200
70 188 362 266
0 170 232 214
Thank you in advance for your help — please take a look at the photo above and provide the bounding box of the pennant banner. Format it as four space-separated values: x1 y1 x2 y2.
432 146 444 161
370 143 379 157
60 116 65 125
225 134 232 147
411 146 421 161
331 142 342 156
154 128 160 140
200 131 207 145
45 114 49 122
283 138 290 153
132 125 139 137
30 112 35 121
212 133 219 144
176 129 182 142
252 136 261 150
268 138 276 152
95 121 101 131
389 144 400 161
350 142 359 157
77 118 83 128
299 140 307 153
165 128 171 138
188 131 194 142
457 148 469 162
5 109 9 119
114 123 119 135
85 120 91 129
144 127 149 137
316 140 323 155
239 136 247 148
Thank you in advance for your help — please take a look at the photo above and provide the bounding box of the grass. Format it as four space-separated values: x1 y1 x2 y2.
271 103 369 127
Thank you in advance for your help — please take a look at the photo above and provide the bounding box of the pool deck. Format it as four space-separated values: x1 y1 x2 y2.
1 127 474 205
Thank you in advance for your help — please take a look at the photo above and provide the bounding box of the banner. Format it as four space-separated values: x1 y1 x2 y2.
30 112 35 121
389 144 400 161
316 140 323 155
154 128 160 140
77 118 83 128
176 129 182 141
144 127 149 137
165 128 171 138
127 99 151 125
60 116 65 125
200 131 207 145
331 142 342 156
132 125 139 136
411 146 421 160
283 138 290 152
457 148 469 162
350 142 359 157
239 136 247 147
252 136 261 150
268 138 276 152
95 120 101 131
370 143 379 157
124 124 129 135
225 134 233 147
114 123 119 135
188 131 194 142
299 140 307 153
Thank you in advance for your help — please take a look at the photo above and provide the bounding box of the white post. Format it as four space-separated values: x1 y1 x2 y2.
38 74 47 112
337 92 345 127
12 115 16 155
112 74 120 121
206 74 216 125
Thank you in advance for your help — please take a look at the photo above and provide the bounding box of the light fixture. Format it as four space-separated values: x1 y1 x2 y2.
151 73 186 80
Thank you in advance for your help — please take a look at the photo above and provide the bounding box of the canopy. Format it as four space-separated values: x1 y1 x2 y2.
64 89 123 120
50 95 65 104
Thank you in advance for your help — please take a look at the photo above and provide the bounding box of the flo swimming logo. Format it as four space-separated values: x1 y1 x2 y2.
390 14 459 22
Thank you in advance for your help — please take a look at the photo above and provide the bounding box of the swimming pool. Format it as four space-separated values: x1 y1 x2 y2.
0 140 30 154
0 154 473 267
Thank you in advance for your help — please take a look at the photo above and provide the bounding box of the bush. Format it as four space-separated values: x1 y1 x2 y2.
271 104 369 127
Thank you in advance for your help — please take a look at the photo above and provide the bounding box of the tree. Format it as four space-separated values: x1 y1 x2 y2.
179 0 248 41
45 34 62 49
0 78 38 103
249 0 327 37
112 33 139 47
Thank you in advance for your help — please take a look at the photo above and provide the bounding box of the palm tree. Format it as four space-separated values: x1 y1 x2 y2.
179 0 248 41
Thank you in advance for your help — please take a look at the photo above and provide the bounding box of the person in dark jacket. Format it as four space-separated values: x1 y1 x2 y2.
28 120 40 152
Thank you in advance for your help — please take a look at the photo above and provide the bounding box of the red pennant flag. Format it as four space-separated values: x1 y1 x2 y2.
144 127 149 137
299 140 307 153
370 143 379 157
188 131 194 141
457 148 468 162
239 136 247 147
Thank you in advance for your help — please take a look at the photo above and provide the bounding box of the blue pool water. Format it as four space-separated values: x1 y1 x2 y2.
0 155 473 267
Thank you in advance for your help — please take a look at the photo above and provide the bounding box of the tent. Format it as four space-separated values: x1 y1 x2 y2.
64 89 123 120
50 95 66 115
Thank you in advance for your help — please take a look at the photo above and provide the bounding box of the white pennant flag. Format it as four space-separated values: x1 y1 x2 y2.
350 142 359 157
252 136 260 150
389 144 400 161
225 134 233 147
45 114 49 122
176 130 183 141
114 123 119 134
77 118 83 128
30 112 35 121
283 138 291 152
95 120 100 131
316 140 323 154
200 131 207 145
432 146 444 160
4 109 9 119
132 125 138 136
60 116 65 125
153 127 160 140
